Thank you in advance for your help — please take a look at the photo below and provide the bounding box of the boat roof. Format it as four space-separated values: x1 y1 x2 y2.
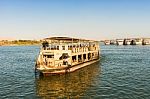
44 37 98 42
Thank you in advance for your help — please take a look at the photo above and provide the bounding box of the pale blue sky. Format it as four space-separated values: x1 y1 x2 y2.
0 0 150 40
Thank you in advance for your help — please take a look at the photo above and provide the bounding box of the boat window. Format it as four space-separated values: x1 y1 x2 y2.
51 45 54 50
62 46 65 50
83 54 86 60
54 46 56 50
73 45 76 47
68 45 72 50
92 53 94 57
57 46 59 50
80 44 82 47
59 53 69 60
93 44 95 47
72 56 76 62
47 55 54 58
43 55 46 58
78 55 82 62
88 53 91 60
42 41 49 48
47 47 51 50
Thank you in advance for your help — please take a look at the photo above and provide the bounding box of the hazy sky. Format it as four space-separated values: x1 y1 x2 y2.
0 0 150 40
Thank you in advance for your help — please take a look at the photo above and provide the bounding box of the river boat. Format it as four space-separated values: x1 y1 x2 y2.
142 38 150 45
104 40 110 45
134 38 143 45
35 37 100 75
124 39 132 45
116 39 124 45
110 40 117 45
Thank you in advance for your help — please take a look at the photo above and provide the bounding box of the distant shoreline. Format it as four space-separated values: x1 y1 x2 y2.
0 44 41 46
0 40 41 46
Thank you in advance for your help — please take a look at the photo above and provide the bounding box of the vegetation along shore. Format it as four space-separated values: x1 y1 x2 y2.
0 40 41 46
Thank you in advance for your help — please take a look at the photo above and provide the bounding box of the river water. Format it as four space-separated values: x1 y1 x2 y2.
0 45 150 99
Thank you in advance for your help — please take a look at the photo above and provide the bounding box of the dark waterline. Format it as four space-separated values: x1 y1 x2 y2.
0 45 150 98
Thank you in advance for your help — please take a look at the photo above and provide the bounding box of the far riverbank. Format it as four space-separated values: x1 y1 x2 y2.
0 40 41 46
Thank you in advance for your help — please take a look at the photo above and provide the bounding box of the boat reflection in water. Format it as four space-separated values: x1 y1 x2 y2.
35 61 101 98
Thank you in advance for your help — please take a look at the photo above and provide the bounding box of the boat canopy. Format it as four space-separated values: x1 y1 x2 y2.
43 37 98 43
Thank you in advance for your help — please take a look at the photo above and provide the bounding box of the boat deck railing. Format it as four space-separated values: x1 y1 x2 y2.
42 46 98 53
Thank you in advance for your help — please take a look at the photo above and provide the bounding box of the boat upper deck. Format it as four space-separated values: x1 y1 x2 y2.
42 37 99 50
43 37 98 44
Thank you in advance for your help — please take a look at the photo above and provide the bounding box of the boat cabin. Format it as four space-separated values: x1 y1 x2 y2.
36 37 100 70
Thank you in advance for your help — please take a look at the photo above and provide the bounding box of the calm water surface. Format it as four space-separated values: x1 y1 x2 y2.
0 45 150 99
